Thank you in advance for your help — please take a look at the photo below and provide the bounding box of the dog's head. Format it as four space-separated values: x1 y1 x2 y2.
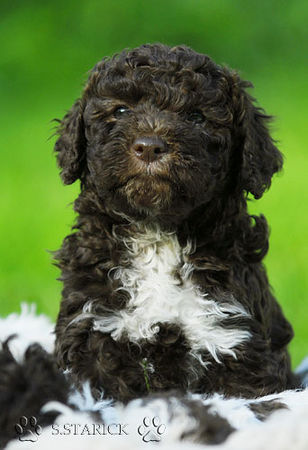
55 44 282 222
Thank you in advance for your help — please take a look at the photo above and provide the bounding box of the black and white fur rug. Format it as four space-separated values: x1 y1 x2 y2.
1 304 307 450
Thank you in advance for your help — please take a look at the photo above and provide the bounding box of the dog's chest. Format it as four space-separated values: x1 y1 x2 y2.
93 229 251 363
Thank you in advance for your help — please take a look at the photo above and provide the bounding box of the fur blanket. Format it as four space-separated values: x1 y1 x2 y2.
1 304 307 450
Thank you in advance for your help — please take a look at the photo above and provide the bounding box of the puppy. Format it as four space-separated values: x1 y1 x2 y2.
54 43 298 402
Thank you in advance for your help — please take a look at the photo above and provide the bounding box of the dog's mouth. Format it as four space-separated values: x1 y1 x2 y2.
113 172 175 211
114 173 173 192
111 165 173 191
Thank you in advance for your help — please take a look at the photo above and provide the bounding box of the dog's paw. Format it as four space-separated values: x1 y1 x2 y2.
15 416 42 442
137 416 166 442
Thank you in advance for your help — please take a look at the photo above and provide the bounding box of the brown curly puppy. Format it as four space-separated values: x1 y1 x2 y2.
54 43 298 403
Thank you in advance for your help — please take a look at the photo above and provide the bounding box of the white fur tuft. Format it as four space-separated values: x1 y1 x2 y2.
85 226 251 363
0 303 55 362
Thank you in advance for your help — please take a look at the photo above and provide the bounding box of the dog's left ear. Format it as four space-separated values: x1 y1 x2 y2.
54 99 86 184
235 82 283 199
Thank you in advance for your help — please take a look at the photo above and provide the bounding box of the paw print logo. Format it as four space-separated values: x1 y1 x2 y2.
137 416 166 443
15 416 42 442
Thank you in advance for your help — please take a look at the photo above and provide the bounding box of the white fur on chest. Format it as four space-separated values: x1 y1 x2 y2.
91 227 251 364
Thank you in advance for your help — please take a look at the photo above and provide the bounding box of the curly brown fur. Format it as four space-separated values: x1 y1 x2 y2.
180 400 234 444
0 338 70 448
248 399 287 421
54 43 299 403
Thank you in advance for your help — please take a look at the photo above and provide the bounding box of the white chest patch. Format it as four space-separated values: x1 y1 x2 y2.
78 227 251 364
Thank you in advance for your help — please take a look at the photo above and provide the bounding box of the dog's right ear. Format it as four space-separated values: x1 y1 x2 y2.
54 99 86 184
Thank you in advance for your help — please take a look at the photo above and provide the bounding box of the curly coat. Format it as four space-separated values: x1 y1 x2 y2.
54 43 298 403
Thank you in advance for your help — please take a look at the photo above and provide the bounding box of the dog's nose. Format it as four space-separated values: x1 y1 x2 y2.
131 136 168 163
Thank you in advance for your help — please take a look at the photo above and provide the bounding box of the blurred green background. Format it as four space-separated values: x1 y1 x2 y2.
0 0 307 365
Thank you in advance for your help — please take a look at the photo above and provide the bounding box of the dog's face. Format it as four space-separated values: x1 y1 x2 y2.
82 54 232 220
55 44 282 222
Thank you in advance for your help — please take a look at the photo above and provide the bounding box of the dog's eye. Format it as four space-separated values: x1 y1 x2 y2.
187 111 205 124
113 105 131 117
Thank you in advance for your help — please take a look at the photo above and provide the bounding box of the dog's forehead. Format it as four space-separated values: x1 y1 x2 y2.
85 61 222 111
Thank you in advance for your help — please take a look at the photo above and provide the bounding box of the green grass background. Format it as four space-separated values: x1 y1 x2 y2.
0 0 307 365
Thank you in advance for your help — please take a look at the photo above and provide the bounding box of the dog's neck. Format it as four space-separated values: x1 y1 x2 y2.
73 187 268 265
